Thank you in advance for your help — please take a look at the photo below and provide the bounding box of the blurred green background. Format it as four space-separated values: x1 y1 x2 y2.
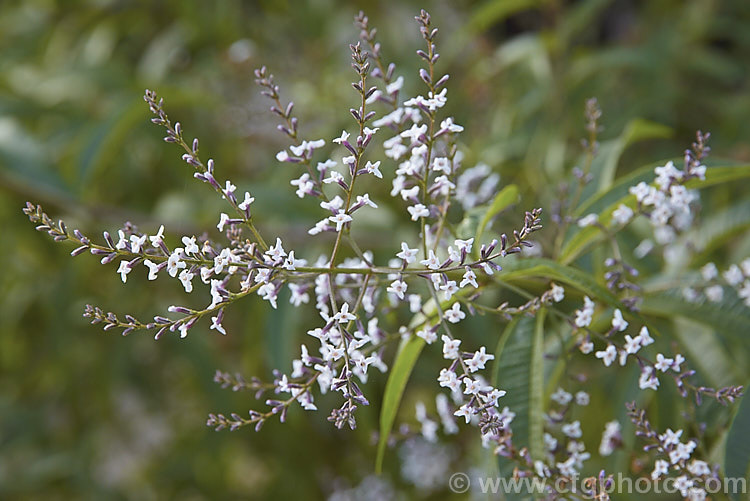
2 0 750 499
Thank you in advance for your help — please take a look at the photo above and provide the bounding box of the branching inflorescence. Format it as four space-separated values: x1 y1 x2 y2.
25 9 745 499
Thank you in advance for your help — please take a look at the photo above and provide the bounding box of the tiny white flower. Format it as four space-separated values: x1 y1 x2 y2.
238 192 255 210
655 353 674 372
575 391 590 406
420 249 441 270
178 269 194 293
551 388 573 405
440 280 458 300
612 203 634 225
130 234 147 253
595 344 617 367
454 404 472 424
117 260 131 283
624 334 641 354
416 328 437 344
611 308 628 332
182 236 199 255
149 225 165 247
550 283 565 302
364 160 382 178
144 259 160 280
167 251 186 277
210 316 226 335
356 194 378 208
333 303 356 323
562 421 582 439
397 242 419 264
460 268 478 288
441 334 461 359
444 302 465 323
637 326 654 346
387 279 408 300
407 203 429 221
577 213 598 228
329 210 353 232
332 130 350 144
217 213 230 232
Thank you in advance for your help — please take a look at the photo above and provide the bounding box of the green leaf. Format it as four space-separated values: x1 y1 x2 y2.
682 200 750 266
500 257 622 308
593 118 672 192
724 389 750 500
492 310 545 487
640 289 750 348
475 184 520 252
375 335 425 474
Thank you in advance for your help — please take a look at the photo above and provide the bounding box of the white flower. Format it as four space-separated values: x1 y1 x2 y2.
470 347 494 371
396 242 419 264
400 123 427 144
463 377 482 395
611 308 628 332
329 210 353 232
149 225 165 247
724 264 744 286
265 237 287 265
672 354 685 372
387 280 408 300
332 130 350 144
408 294 422 313
441 335 461 359
454 404 472 424
577 213 598 228
705 284 724 303
217 213 230 232
432 157 451 174
624 334 641 355
655 353 674 372
420 249 441 270
440 117 464 132
407 203 429 220
639 366 660 391
612 203 634 225
223 180 236 198
167 251 186 277
440 280 458 300
143 259 160 280
290 173 314 198
574 296 595 327
333 303 356 323
178 269 194 293
416 328 437 344
182 236 199 255
551 388 573 405
595 344 617 366
562 421 582 439
238 192 255 210
117 261 131 283
629 182 651 202
651 459 669 480
323 171 344 185
210 315 226 335
364 160 382 178
444 302 465 323
575 391 590 406
130 234 147 253
637 326 654 346
460 268 478 288
356 194 378 208
579 340 594 354
550 283 564 302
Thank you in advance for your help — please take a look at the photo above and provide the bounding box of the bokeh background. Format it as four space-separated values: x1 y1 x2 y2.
2 0 750 499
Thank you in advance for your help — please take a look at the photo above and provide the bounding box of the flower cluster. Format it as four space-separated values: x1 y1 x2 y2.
24 8 748 499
